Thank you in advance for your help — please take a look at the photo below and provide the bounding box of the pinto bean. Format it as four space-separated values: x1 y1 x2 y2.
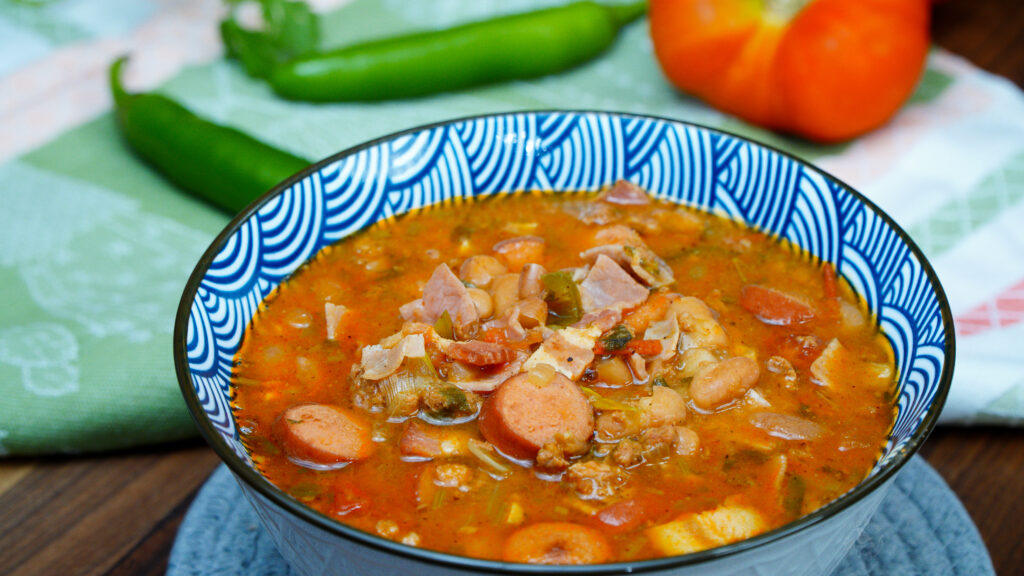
466 287 494 318
690 357 761 409
490 273 521 317
273 403 374 466
502 522 612 565
478 372 594 461
637 385 687 427
459 255 507 288
493 236 545 272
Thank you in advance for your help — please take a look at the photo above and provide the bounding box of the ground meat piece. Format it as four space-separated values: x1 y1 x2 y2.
595 410 641 441
612 439 644 468
642 425 700 458
536 442 571 471
641 425 678 457
578 255 649 313
421 385 481 419
565 461 626 500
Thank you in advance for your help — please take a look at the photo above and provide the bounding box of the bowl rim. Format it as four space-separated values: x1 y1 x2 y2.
174 110 955 574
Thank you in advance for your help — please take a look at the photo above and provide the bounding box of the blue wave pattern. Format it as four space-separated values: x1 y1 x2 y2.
184 112 948 469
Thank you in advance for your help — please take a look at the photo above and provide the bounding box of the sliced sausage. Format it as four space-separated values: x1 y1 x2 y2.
273 403 374 466
445 340 518 366
478 372 594 461
502 522 612 565
740 284 815 326
690 357 761 410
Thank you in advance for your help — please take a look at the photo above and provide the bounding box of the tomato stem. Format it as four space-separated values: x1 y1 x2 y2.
762 0 811 24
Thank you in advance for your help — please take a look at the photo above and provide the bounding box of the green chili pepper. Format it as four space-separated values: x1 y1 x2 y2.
228 1 647 102
109 57 310 213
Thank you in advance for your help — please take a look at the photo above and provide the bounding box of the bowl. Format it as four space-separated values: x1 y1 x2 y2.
174 111 954 575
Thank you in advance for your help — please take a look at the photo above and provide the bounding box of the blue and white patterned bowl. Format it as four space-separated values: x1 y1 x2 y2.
175 111 954 575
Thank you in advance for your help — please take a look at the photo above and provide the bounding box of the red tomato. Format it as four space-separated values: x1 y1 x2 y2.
649 0 930 142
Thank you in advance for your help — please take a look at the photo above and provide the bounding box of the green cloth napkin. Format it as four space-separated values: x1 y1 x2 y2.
1 0 1017 456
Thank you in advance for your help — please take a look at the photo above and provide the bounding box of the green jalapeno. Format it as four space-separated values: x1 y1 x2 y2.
109 58 310 213
228 1 647 102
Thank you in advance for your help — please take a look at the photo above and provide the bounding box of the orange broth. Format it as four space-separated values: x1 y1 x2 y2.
232 189 896 563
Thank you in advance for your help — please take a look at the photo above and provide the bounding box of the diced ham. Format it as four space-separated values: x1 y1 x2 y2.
750 412 823 441
601 180 651 205
572 308 622 332
399 298 428 323
325 302 349 341
446 340 518 366
578 255 649 313
359 334 426 380
582 226 674 288
449 352 528 393
595 225 645 246
809 338 892 391
518 263 547 299
522 326 600 381
563 199 617 225
644 313 680 361
422 264 479 335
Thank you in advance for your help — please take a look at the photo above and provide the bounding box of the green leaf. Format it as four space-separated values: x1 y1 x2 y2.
221 0 320 79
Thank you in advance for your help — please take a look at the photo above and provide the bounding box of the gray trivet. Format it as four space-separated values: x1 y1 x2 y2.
167 456 993 575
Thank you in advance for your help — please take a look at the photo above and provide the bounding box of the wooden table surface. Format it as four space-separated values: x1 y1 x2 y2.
2 1 1023 575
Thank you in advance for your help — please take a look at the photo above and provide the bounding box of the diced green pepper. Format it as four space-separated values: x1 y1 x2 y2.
599 324 633 351
434 310 455 339
542 271 582 326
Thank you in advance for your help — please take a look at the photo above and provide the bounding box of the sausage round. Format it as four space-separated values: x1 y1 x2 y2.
273 403 374 466
478 372 594 461
502 522 612 564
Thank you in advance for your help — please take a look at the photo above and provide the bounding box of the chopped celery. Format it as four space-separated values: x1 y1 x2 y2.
580 386 636 412
434 310 454 339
